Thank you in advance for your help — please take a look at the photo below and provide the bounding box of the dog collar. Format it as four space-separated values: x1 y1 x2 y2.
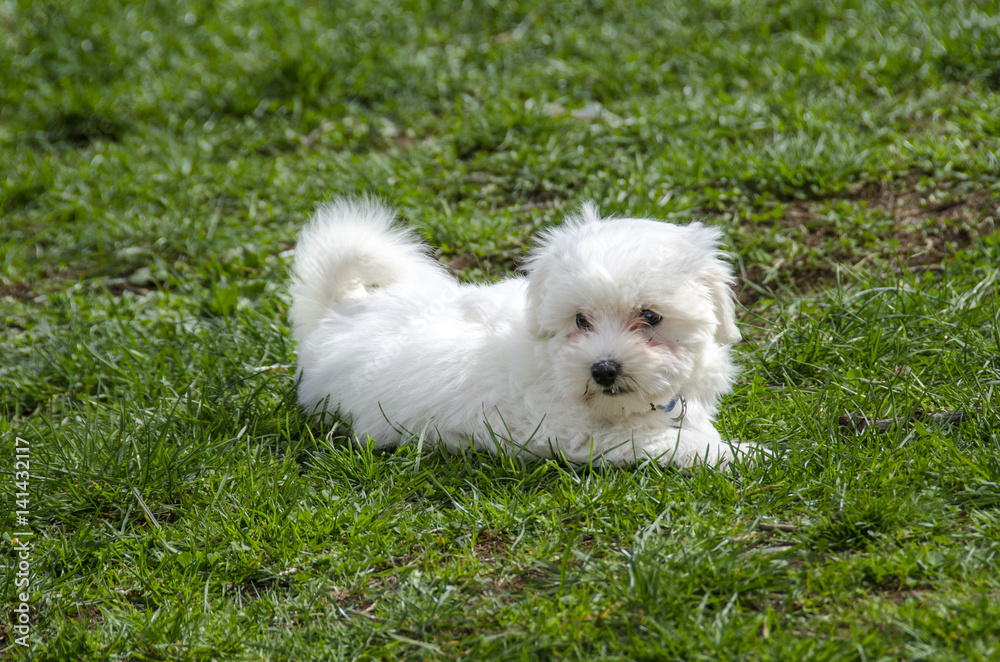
652 395 686 420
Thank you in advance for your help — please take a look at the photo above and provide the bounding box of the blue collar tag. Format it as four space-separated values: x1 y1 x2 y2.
655 395 686 420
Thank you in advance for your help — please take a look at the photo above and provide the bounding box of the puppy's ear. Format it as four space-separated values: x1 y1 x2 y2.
689 222 740 345
707 274 740 345
524 203 598 339
524 260 556 339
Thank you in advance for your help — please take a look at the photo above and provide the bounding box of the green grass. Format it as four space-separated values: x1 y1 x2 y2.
2 0 1000 659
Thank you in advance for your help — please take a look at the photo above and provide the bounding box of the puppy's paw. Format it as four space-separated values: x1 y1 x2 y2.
648 435 767 471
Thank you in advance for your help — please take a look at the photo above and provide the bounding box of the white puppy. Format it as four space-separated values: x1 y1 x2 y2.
290 198 750 468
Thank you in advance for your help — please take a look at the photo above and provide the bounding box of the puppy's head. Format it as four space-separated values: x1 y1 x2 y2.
523 203 739 419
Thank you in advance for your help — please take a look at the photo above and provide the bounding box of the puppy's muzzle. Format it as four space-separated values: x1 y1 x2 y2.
591 360 622 387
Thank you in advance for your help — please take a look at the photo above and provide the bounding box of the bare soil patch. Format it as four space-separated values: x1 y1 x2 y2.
738 178 998 306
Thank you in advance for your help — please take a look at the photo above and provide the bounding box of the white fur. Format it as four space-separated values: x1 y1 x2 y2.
291 198 755 468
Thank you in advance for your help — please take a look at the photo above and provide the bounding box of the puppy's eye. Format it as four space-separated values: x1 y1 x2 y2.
575 313 592 330
639 309 662 326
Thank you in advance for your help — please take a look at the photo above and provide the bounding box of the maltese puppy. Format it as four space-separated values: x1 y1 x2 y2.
290 198 751 468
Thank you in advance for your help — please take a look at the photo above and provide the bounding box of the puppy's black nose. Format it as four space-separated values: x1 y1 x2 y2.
591 360 622 387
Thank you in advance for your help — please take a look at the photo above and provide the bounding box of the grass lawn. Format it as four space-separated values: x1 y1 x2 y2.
3 0 1000 659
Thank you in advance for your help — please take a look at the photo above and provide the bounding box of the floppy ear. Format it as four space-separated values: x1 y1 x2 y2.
687 221 740 345
524 258 556 339
707 274 740 345
524 203 600 339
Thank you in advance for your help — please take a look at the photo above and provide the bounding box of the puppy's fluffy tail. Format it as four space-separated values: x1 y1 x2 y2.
289 197 439 343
